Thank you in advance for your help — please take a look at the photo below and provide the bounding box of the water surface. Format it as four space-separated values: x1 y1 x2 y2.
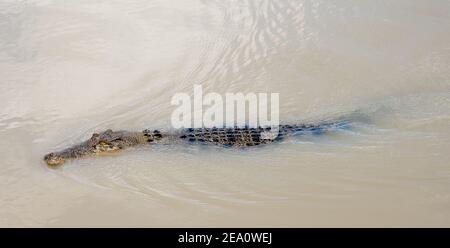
1 0 450 227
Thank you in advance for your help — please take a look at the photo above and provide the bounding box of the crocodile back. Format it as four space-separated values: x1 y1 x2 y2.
178 122 347 147
179 126 275 147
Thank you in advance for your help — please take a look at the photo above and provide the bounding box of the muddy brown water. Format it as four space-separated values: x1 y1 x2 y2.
1 0 450 227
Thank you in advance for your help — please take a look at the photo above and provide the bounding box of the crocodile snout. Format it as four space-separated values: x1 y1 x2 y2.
44 152 65 167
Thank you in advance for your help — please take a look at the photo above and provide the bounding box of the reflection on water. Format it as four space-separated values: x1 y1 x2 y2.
0 0 450 227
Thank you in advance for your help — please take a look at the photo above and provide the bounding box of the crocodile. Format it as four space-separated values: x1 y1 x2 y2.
43 122 348 166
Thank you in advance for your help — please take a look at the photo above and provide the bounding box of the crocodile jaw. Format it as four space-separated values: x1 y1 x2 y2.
43 152 66 167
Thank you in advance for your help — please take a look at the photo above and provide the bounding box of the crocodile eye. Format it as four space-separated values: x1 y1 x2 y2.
103 129 113 136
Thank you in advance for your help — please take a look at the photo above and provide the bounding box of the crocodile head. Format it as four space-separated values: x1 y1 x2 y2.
44 129 149 167
43 152 66 167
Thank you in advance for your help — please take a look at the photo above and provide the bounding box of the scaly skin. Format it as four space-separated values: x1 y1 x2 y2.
177 123 340 147
44 122 347 166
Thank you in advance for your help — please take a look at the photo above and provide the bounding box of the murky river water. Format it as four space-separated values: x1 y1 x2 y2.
1 0 450 227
